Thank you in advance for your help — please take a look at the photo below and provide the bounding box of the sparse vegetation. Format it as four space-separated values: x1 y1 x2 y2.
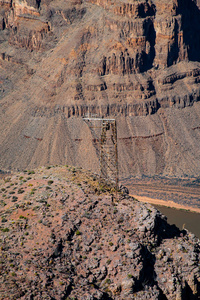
47 180 54 185
1 228 9 232
18 188 25 194
28 171 35 175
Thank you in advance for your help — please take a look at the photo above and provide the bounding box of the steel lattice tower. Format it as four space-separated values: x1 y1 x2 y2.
83 118 118 193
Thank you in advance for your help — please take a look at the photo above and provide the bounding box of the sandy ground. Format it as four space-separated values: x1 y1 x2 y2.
130 194 200 214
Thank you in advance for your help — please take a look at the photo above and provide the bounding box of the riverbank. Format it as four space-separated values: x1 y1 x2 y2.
131 194 200 214
131 194 200 239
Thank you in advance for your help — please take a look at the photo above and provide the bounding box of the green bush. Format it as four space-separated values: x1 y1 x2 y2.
18 188 24 194
1 228 9 232
28 170 35 175
105 278 111 284
9 191 15 195
47 180 54 185
106 259 111 265
12 196 18 202
19 215 27 219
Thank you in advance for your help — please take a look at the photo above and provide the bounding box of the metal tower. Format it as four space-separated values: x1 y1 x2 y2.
83 117 118 193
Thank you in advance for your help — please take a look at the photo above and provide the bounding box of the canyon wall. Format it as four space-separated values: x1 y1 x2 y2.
0 0 200 179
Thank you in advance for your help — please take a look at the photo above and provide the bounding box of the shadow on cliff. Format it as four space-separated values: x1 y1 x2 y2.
135 217 199 299
134 245 167 299
155 214 186 245
139 21 156 72
36 0 41 9
177 0 200 62
136 238 200 300
143 22 156 72
182 281 200 300
167 19 179 66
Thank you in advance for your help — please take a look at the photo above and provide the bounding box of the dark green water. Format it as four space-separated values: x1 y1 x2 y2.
153 205 200 239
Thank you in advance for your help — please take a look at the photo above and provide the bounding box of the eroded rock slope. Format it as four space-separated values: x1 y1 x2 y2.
1 0 200 178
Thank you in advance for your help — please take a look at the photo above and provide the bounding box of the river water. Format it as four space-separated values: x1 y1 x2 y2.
153 205 200 239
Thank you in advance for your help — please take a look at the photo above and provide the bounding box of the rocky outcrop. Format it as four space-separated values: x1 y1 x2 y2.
8 19 50 50
88 0 156 18
30 99 159 118
0 166 199 299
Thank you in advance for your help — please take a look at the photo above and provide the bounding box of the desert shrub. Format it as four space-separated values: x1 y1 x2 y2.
106 259 111 265
4 178 11 183
28 170 35 175
9 191 15 195
19 215 27 219
47 180 54 185
32 206 40 211
30 188 36 195
105 278 111 284
1 228 9 232
18 188 24 194
46 186 51 190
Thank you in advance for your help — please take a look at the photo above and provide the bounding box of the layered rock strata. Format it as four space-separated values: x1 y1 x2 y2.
0 0 200 179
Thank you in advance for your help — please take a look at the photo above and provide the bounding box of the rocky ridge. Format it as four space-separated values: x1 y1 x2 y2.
0 166 200 299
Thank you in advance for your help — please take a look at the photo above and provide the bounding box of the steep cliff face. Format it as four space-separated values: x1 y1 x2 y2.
0 0 200 179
